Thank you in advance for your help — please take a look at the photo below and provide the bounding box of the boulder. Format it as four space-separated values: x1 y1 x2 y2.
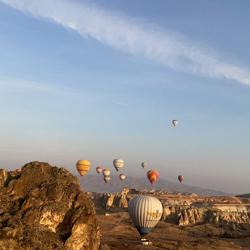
0 161 100 250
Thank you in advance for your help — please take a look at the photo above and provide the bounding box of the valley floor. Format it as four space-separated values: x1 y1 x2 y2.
97 211 250 250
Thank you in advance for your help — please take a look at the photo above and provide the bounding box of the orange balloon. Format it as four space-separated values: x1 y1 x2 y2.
76 160 91 176
147 170 159 185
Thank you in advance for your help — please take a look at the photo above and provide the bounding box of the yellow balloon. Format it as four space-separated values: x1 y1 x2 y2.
76 160 91 176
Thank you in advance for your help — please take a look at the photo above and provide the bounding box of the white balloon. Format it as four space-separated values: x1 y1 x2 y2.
103 169 111 177
113 159 124 171
119 174 126 181
172 120 178 127
141 162 147 168
128 195 163 236
104 176 111 183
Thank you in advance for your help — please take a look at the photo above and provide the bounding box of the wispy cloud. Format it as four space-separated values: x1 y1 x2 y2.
0 77 78 96
1 0 250 85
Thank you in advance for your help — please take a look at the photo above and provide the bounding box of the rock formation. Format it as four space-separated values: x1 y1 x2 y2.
105 194 115 210
165 206 250 226
0 161 100 250
91 187 250 230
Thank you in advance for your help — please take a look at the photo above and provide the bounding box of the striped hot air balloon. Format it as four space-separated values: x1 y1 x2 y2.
76 160 91 176
128 195 163 236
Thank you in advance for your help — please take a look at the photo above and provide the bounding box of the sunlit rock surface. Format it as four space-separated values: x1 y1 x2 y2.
0 161 100 250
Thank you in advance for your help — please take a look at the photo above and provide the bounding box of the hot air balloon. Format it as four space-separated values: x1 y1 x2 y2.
147 170 159 185
172 119 178 127
128 195 163 236
96 166 103 174
178 175 184 183
103 169 111 177
141 162 147 169
76 160 91 176
119 174 126 181
113 159 124 171
104 176 111 183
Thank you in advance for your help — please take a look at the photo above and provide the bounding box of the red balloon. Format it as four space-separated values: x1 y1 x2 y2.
178 175 184 183
147 170 159 185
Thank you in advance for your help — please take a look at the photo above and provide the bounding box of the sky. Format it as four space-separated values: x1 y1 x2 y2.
0 0 249 194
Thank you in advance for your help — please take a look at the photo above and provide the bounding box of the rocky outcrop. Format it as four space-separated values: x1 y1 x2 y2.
0 161 100 250
178 208 207 226
92 188 131 211
162 205 250 226
105 194 115 210
117 188 129 208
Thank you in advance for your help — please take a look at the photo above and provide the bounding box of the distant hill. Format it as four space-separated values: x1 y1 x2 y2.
80 175 232 196
236 193 250 198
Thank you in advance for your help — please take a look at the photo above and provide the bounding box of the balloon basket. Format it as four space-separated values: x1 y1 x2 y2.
140 238 152 246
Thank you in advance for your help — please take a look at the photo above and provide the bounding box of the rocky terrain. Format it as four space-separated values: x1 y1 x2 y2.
0 162 100 250
92 189 250 249
0 162 249 249
98 212 250 250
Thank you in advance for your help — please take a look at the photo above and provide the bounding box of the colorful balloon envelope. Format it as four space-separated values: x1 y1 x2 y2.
178 175 184 183
119 174 126 181
96 166 103 174
113 159 124 171
172 119 178 127
103 169 111 177
76 160 91 176
128 195 163 236
147 170 159 185
104 176 111 183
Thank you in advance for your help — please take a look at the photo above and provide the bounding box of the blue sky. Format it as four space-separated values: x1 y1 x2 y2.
0 0 249 194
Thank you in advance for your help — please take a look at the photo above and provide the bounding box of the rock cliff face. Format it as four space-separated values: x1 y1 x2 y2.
92 188 250 229
92 188 131 211
0 161 100 250
162 205 250 226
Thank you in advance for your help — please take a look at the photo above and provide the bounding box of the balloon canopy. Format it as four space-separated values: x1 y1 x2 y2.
128 195 163 236
119 173 126 181
178 175 184 183
76 160 91 176
147 170 159 185
172 119 178 127
113 159 124 171
104 176 111 183
103 169 111 177
96 166 103 174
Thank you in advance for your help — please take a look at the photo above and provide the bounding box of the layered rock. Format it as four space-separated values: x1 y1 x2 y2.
163 205 250 226
92 187 131 211
0 161 100 250
91 187 250 228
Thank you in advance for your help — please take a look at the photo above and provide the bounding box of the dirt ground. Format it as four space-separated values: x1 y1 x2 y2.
97 211 250 250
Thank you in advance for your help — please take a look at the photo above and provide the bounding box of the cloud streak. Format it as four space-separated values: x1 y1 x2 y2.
0 77 78 96
1 0 250 85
